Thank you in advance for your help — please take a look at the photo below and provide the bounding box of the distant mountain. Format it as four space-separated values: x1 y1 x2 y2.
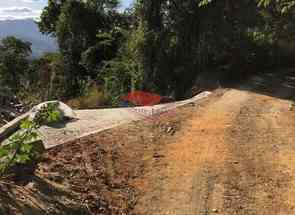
0 19 58 58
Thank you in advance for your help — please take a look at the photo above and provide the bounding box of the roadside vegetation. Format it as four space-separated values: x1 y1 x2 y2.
0 0 295 109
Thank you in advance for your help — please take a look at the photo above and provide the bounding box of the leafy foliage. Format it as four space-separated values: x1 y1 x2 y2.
25 53 67 102
199 0 295 13
0 104 62 176
2 0 295 107
0 120 39 174
38 0 127 98
99 23 145 105
0 36 32 92
125 0 295 99
0 120 39 175
33 102 62 126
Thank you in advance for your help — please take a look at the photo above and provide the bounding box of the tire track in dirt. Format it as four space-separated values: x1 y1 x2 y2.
192 164 217 215
220 96 293 214
136 86 295 214
136 89 252 214
215 70 295 215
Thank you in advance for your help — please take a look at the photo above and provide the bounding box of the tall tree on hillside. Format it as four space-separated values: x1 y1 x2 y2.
0 37 31 92
38 0 126 97
136 0 263 98
200 0 295 13
28 53 66 101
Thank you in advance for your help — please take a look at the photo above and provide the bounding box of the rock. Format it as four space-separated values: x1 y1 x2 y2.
26 182 35 189
14 104 23 108
166 126 176 135
212 208 219 213
9 112 16 118
288 102 295 111
29 101 76 121
153 153 165 158
166 126 173 133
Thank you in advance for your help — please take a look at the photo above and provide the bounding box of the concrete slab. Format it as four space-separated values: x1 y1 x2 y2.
39 92 211 149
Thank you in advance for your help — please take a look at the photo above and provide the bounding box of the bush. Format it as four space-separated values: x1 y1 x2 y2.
99 59 144 106
33 102 62 126
0 120 40 176
0 103 61 176
67 85 108 109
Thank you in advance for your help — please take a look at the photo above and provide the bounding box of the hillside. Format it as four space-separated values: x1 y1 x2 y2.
0 19 58 57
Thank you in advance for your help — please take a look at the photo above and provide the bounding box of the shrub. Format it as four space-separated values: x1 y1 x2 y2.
0 120 39 176
33 102 62 126
0 103 61 176
67 85 108 109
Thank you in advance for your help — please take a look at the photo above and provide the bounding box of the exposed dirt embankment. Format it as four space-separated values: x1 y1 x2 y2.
0 91 214 214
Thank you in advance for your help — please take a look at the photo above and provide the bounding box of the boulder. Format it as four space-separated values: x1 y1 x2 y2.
29 101 76 121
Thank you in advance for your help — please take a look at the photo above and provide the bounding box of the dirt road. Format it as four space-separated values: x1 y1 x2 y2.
134 70 295 214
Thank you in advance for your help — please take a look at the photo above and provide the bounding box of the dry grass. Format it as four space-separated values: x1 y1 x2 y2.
67 85 108 109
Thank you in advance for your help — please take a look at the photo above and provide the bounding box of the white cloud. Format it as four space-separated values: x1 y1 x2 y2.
19 0 34 3
0 0 47 20
0 7 41 21
2 7 33 13
16 0 44 4
19 0 41 3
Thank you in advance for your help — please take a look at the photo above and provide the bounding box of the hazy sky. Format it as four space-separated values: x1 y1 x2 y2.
0 0 133 20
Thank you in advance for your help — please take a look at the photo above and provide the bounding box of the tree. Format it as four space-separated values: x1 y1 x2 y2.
38 0 126 97
27 53 66 101
37 0 295 103
0 37 32 91
200 0 295 13
132 0 274 98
